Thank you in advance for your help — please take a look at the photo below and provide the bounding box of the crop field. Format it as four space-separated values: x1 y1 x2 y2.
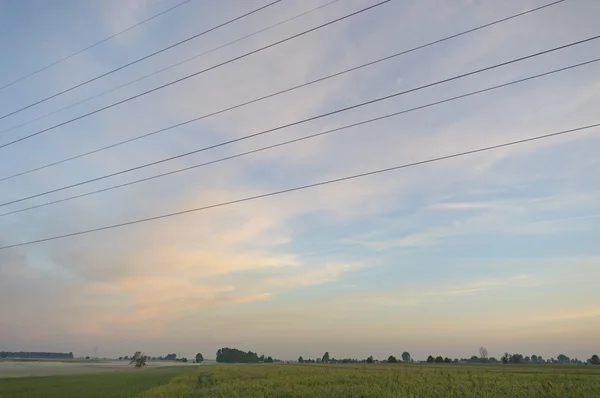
1 363 600 397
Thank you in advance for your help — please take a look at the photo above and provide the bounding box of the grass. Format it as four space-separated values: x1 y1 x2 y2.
0 366 193 398
1 363 599 397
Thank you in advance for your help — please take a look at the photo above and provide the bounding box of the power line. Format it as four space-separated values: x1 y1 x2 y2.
0 0 343 138
0 35 596 207
2 57 596 218
0 0 193 94
0 0 390 149
0 0 569 179
0 0 282 121
0 1 576 184
1 122 597 251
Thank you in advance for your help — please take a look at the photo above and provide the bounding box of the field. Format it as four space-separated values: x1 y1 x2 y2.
0 359 194 378
1 362 600 397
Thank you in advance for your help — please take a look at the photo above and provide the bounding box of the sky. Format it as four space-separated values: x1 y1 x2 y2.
0 0 599 361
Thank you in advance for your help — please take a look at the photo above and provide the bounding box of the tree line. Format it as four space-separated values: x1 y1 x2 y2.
295 348 600 366
216 347 278 363
0 351 74 359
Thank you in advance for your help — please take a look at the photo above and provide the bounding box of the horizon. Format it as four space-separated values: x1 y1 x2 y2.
0 0 598 362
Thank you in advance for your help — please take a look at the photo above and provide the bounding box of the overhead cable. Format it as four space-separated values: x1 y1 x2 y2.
0 122 597 250
0 34 597 207
0 0 387 129
0 0 193 93
1 57 596 218
0 0 343 138
0 0 283 121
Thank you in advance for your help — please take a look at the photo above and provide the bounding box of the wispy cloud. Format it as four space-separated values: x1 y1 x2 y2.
1 0 599 358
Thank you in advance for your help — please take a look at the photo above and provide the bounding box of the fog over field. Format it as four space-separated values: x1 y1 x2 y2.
0 360 198 378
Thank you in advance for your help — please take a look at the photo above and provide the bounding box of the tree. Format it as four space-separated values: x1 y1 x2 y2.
479 347 488 362
216 348 261 363
509 353 523 364
195 353 204 363
118 357 123 360
590 355 600 365
367 356 374 364
85 356 90 360
444 357 451 363
322 352 330 364
401 352 411 363
435 356 444 363
501 353 510 364
387 355 397 363
265 356 273 363
130 351 147 368
531 354 539 363
181 357 188 363
427 355 435 363
298 356 304 363
557 354 570 364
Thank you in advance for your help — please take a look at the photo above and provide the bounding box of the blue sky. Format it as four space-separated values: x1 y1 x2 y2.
0 0 599 361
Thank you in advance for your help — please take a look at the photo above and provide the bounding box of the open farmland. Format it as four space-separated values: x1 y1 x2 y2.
0 359 196 378
2 363 600 397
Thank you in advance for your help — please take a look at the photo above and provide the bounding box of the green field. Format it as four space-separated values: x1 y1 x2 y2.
2 363 600 397
0 366 191 398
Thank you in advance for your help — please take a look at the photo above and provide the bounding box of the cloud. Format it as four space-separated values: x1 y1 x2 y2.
1 0 599 358
355 273 541 307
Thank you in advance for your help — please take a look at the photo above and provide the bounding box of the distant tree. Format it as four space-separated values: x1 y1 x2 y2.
216 348 261 363
427 355 435 363
557 354 570 364
453 358 459 363
298 356 304 363
259 354 265 362
401 352 411 363
151 357 157 361
444 357 451 363
181 357 188 363
85 356 90 360
266 356 273 363
367 356 374 364
322 352 330 364
435 356 444 363
195 353 204 363
509 354 523 364
0 352 6 359
469 356 479 363
118 357 123 360
387 355 397 363
531 354 538 363
130 351 147 368
68 352 74 359
479 347 488 362
590 355 599 365
501 353 510 364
